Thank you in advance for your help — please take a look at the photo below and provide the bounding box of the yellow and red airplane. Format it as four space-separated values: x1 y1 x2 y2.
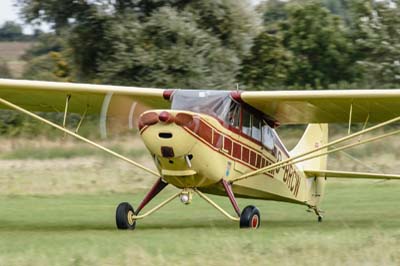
1 78 400 229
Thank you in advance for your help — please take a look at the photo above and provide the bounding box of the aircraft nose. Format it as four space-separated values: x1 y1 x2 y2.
138 111 176 130
139 111 197 158
158 111 173 123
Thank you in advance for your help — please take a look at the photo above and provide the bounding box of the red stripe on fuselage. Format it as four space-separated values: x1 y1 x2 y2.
182 118 277 177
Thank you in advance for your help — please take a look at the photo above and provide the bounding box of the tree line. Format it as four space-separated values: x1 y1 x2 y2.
0 21 39 41
6 0 400 90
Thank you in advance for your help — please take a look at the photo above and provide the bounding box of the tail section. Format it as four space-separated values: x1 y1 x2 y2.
290 124 328 207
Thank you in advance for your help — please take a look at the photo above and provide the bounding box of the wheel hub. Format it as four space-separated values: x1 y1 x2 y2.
127 210 135 225
251 215 259 228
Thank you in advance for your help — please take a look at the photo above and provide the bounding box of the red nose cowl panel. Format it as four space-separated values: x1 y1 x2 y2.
159 111 173 123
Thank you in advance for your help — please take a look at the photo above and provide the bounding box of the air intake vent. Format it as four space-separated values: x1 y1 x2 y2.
159 132 173 139
161 146 175 158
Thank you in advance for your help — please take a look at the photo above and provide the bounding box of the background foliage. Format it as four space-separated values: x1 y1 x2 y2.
8 0 400 90
2 0 400 135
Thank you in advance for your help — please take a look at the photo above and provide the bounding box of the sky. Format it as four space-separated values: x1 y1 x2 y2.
0 0 45 34
0 1 21 25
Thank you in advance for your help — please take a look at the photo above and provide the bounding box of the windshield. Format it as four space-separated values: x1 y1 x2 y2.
171 90 235 122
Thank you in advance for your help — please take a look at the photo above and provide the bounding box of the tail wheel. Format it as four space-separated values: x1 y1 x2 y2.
240 205 260 229
116 202 136 230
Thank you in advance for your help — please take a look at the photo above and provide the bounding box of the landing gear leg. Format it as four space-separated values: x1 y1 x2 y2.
222 180 261 229
135 178 168 215
115 178 168 230
221 180 241 217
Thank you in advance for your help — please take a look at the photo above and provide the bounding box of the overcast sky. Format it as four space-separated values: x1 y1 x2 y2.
0 0 42 34
0 1 20 25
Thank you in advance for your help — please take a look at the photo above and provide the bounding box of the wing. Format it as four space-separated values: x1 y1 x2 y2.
304 169 400 180
0 79 170 135
240 90 400 124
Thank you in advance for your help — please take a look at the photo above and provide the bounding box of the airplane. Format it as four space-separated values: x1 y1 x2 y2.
1 78 400 230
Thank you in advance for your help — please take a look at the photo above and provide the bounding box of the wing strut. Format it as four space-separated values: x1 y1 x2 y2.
348 102 353 135
63 94 71 128
231 115 400 183
0 96 161 178
75 106 88 133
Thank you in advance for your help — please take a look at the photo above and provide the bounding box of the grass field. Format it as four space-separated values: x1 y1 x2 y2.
1 136 400 265
0 183 399 266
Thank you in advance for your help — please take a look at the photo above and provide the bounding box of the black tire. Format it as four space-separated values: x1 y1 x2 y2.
116 202 136 230
240 205 260 229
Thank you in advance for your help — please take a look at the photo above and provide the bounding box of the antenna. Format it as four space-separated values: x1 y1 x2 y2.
236 83 239 91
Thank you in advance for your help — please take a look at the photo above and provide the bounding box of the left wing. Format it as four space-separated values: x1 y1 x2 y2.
240 90 400 124
305 169 400 180
0 79 170 135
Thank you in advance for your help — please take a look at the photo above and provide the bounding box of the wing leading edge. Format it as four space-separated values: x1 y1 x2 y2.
240 90 400 125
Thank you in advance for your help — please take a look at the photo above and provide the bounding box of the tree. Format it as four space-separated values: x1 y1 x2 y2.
241 1 357 89
18 0 258 88
282 1 356 88
348 0 400 87
257 0 288 25
0 21 24 41
322 0 351 25
23 51 72 81
239 30 293 90
97 8 240 88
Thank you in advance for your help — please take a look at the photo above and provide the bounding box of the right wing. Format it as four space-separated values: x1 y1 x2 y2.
240 89 400 125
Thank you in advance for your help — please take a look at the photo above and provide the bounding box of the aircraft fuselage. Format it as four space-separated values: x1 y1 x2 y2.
139 90 313 206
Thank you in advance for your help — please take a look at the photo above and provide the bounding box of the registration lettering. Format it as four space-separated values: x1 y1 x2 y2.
283 165 301 197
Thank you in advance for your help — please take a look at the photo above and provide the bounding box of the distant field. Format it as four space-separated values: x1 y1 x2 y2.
1 130 400 195
0 41 33 77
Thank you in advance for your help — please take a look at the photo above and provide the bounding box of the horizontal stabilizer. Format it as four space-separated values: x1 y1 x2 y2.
304 169 400 180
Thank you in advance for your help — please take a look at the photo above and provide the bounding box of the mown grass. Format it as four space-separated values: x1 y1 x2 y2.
0 181 399 266
1 132 400 265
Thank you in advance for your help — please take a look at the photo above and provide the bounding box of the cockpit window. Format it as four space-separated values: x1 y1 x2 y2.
262 123 275 150
171 90 273 146
228 101 240 128
171 90 237 124
252 116 262 141
242 109 251 136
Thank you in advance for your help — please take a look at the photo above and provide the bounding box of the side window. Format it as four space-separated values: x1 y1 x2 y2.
242 110 251 136
262 123 275 150
252 116 261 142
227 102 240 128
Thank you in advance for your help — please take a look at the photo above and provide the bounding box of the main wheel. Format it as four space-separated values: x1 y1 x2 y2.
116 202 136 230
240 205 260 229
